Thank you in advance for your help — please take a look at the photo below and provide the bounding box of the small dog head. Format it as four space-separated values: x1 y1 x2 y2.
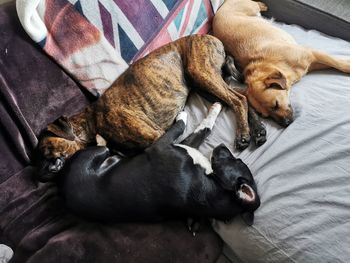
211 144 260 225
245 67 294 127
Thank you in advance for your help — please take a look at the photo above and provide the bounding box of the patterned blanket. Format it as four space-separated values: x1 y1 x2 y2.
16 0 218 96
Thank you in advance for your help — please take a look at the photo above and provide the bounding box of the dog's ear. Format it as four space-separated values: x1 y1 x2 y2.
212 144 234 163
264 70 287 90
47 117 75 141
211 144 236 191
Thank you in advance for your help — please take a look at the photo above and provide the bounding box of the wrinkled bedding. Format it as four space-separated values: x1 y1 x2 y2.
181 22 350 262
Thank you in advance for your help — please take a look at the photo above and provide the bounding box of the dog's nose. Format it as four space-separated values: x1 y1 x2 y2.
280 117 293 127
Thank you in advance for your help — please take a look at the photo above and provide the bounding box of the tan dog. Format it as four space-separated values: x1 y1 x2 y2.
38 34 256 179
213 0 350 126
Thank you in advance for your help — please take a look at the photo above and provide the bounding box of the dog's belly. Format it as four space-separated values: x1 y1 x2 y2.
152 82 189 128
95 47 190 149
130 50 190 129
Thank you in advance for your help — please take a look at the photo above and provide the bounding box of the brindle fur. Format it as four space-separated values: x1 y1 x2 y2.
39 35 250 166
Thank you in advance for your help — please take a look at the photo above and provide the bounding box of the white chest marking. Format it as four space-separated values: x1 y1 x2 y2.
174 144 213 175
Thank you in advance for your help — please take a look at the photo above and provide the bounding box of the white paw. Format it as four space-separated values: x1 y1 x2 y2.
193 103 222 133
96 134 107 146
210 102 223 115
176 111 188 125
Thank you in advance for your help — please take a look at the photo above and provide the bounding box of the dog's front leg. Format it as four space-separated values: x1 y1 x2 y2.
225 78 267 147
186 37 250 150
199 80 250 150
248 106 266 146
228 89 266 147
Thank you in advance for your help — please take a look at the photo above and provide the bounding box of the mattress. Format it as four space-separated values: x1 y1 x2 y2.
180 21 350 262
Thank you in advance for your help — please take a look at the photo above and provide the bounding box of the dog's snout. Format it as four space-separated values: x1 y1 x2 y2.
276 108 294 127
279 117 293 127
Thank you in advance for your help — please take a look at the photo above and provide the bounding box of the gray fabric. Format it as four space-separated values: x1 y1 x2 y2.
300 0 350 22
216 245 243 263
182 21 350 262
216 254 233 263
263 0 350 42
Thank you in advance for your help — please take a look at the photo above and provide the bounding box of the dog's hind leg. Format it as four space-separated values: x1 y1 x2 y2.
98 108 164 151
224 78 266 147
181 103 222 148
309 50 350 73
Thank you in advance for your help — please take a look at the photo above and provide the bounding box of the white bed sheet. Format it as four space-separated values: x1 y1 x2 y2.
180 22 350 262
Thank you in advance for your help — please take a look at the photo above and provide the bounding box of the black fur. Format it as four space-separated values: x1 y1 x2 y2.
57 114 260 224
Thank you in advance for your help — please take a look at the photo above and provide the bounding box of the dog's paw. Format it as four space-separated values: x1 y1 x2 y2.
251 125 267 147
224 56 244 83
257 2 268 12
210 102 223 115
37 157 65 182
176 111 188 125
235 134 251 151
187 217 201 236
96 134 107 146
48 157 65 173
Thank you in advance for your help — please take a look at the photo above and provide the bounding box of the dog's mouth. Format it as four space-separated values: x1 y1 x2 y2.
237 184 256 203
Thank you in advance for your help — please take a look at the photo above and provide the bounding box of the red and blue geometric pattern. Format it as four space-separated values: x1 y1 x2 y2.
68 0 214 63
136 0 214 60
18 0 215 95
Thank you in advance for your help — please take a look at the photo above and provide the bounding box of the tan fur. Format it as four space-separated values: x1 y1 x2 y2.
39 34 250 161
213 0 350 125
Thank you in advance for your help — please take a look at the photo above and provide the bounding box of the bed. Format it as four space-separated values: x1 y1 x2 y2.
3 0 350 262
180 18 350 263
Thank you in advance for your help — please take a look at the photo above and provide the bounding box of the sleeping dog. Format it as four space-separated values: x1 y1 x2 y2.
57 103 260 229
38 34 267 180
213 0 350 126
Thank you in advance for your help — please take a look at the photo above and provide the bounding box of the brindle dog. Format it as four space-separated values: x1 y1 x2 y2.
38 34 265 179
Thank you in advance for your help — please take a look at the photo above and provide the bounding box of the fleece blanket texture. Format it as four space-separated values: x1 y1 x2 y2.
16 0 214 96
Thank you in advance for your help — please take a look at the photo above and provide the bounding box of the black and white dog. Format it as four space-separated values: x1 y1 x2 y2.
58 103 260 229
